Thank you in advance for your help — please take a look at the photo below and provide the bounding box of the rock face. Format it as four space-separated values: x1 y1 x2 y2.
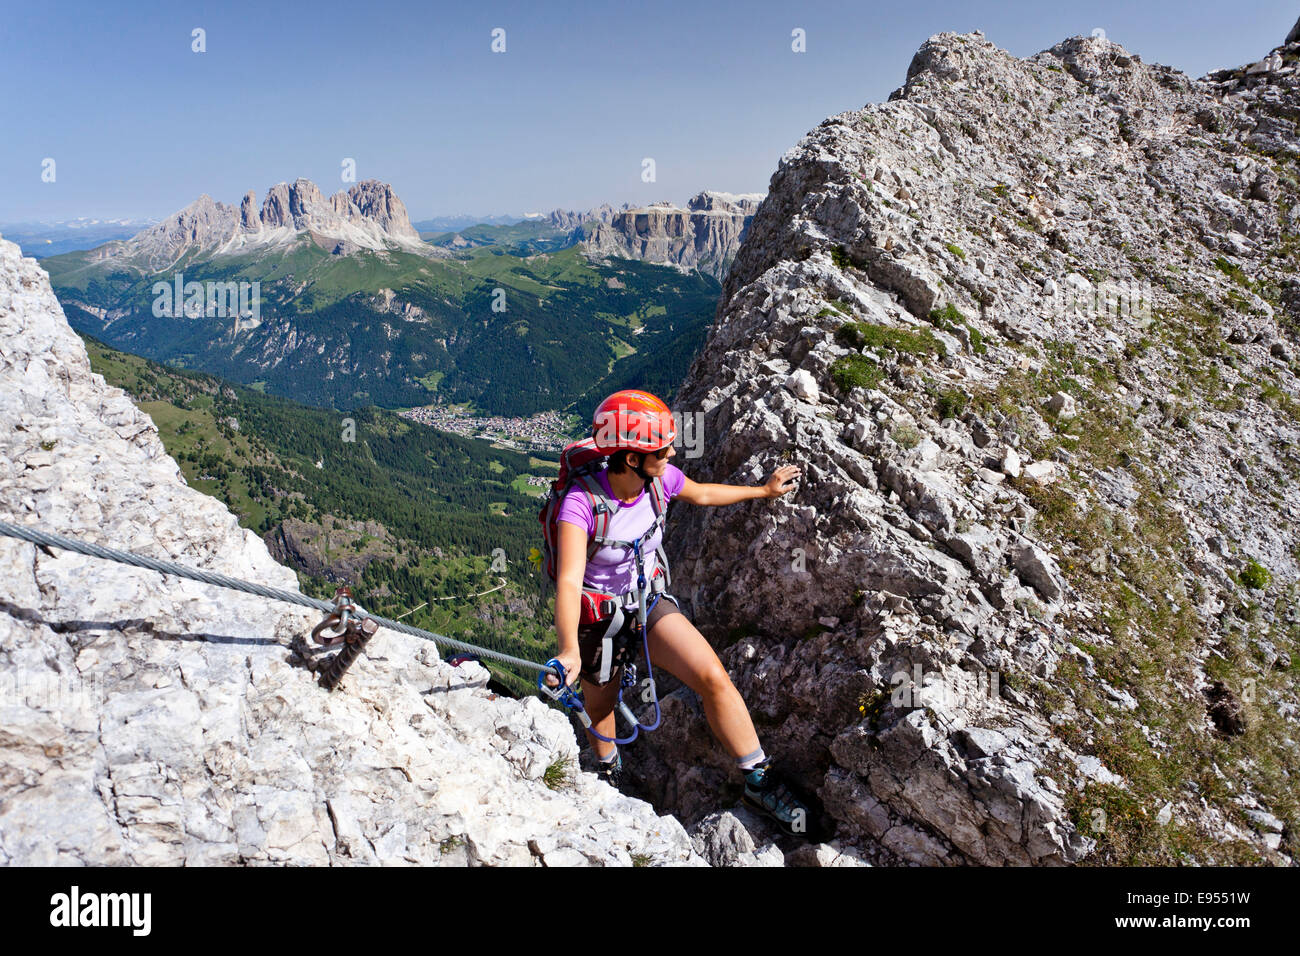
0 237 702 866
547 191 764 279
546 203 624 232
643 28 1300 865
262 516 400 588
92 179 435 271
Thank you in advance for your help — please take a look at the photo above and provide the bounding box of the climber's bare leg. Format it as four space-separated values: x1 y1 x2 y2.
646 613 761 759
579 674 620 760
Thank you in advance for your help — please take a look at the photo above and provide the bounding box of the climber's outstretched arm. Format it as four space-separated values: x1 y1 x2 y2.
676 465 800 507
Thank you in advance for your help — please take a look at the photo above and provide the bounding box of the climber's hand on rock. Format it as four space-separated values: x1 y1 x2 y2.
765 464 801 499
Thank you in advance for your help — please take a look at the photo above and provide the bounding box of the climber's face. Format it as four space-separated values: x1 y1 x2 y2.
632 443 675 476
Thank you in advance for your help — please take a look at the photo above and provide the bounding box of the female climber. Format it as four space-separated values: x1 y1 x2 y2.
545 388 810 836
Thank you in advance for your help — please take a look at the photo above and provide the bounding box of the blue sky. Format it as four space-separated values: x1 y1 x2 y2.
2 0 1295 222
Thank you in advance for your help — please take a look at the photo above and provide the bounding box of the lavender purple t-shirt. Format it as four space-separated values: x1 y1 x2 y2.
556 463 685 604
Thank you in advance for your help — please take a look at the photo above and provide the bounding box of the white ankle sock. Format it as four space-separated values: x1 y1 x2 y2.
737 747 766 771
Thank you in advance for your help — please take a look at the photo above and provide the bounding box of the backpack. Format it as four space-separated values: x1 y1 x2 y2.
537 437 671 624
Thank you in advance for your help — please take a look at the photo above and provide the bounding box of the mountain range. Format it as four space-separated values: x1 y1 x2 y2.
35 182 758 423
87 178 434 271
39 181 725 417
419 190 763 280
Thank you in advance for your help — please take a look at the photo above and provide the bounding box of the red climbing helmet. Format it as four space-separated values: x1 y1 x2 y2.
591 389 676 454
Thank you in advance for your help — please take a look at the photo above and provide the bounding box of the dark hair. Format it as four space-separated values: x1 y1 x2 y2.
607 449 638 474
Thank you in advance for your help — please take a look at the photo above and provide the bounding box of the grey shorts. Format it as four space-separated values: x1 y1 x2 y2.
576 594 682 687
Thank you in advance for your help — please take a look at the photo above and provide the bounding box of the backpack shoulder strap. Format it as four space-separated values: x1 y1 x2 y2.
649 476 671 586
645 476 668 537
574 472 617 557
649 475 666 520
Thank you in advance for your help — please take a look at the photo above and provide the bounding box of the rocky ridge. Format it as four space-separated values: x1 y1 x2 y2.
645 25 1300 865
0 236 702 866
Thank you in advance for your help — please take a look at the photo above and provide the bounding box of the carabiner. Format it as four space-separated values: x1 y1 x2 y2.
536 659 592 729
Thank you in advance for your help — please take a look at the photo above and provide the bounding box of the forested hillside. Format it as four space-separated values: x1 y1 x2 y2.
80 333 560 694
51 243 721 416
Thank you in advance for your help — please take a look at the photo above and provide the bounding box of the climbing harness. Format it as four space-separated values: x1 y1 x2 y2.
532 431 679 743
0 518 560 692
537 537 664 745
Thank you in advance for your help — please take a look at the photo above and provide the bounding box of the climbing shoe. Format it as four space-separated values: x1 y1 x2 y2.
596 752 624 790
742 758 813 839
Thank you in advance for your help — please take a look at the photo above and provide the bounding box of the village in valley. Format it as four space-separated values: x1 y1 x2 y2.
398 402 576 452
398 402 575 493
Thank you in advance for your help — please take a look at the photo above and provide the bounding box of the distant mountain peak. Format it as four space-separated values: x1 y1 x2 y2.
97 179 435 270
687 190 766 214
539 190 766 279
545 189 765 229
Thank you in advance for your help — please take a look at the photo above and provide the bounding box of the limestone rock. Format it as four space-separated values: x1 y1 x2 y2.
1013 538 1066 603
1001 447 1022 478
1022 460 1058 483
644 25 1300 866
0 237 703 867
687 809 785 866
1046 391 1077 419
786 369 820 403
552 190 764 280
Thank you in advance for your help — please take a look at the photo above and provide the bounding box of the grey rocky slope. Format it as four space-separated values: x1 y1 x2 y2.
645 26 1300 865
90 178 437 271
548 191 764 279
0 236 701 866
